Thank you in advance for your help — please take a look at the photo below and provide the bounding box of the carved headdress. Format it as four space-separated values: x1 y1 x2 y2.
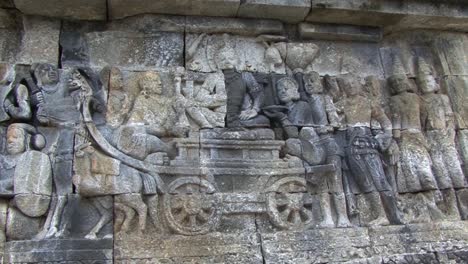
416 57 433 76
390 55 406 77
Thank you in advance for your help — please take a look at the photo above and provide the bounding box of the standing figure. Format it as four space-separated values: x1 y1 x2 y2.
417 57 465 218
298 71 351 227
106 67 130 129
338 74 402 226
388 58 445 221
34 66 99 239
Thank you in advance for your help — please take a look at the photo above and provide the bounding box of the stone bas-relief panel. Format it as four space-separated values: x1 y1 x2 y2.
0 23 466 264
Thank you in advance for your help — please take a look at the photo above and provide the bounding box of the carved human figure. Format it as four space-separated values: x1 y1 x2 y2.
112 71 177 161
263 76 314 138
220 41 269 128
106 67 130 128
338 74 402 226
127 71 187 137
297 71 351 227
388 61 446 221
417 57 465 218
36 68 103 239
3 83 31 121
173 68 226 129
0 123 51 218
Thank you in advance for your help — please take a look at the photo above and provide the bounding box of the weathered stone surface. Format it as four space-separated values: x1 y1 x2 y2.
17 16 60 66
306 0 468 32
61 19 184 69
5 239 113 263
115 233 263 263
0 0 13 8
261 228 371 263
0 10 20 63
299 23 382 42
238 0 310 23
0 5 467 264
109 0 240 20
13 0 107 21
5 207 42 241
186 16 284 36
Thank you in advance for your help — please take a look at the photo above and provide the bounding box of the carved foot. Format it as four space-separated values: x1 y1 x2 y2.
318 219 335 228
85 232 98 240
336 218 353 228
45 226 58 239
367 217 390 227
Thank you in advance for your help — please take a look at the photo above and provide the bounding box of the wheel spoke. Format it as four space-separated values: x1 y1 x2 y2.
189 215 198 228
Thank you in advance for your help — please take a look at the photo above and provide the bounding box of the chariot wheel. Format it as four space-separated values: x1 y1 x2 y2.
163 177 221 235
266 177 314 230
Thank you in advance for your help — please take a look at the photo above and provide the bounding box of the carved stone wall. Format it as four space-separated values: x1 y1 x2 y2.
0 2 467 264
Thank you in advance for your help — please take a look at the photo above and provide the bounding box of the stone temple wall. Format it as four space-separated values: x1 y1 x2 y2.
0 1 467 263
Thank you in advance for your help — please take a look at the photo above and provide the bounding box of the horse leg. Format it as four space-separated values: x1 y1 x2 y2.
119 194 148 232
85 198 112 240
114 202 135 233
45 195 67 238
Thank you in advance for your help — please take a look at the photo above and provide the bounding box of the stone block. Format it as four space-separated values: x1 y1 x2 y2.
307 0 468 31
186 16 284 36
17 16 60 66
261 228 371 263
109 0 240 20
237 0 311 23
311 40 384 77
5 239 113 263
13 0 107 21
61 19 184 69
299 23 382 42
306 0 406 27
5 207 42 241
0 0 13 8
0 9 18 29
115 232 263 263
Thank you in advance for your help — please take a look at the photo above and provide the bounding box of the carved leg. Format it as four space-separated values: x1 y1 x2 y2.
439 189 460 220
186 106 213 128
333 193 352 227
366 192 389 227
85 198 112 240
45 195 67 238
119 194 148 232
35 196 57 240
380 190 404 225
115 203 135 233
318 193 334 228
423 190 445 221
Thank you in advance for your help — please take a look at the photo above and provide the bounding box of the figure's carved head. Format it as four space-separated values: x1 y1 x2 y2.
364 76 381 97
388 74 411 95
303 71 323 94
110 67 124 91
217 34 237 70
265 46 283 67
416 57 439 94
6 123 45 155
68 70 84 91
139 71 162 95
33 63 59 86
338 74 361 97
276 77 300 103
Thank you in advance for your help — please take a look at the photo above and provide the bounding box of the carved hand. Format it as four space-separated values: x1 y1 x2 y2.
239 109 258 121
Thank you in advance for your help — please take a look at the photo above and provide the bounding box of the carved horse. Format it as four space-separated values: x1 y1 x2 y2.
73 142 152 239
71 69 166 239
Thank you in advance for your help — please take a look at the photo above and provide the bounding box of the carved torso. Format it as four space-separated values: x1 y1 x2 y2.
390 92 422 131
